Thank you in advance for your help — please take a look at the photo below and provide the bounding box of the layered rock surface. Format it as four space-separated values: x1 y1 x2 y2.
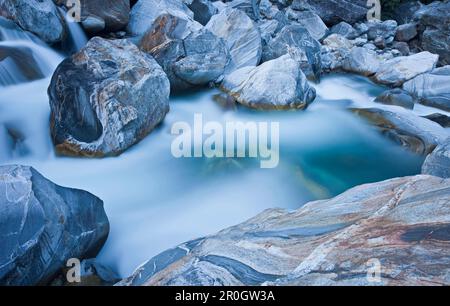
119 175 450 286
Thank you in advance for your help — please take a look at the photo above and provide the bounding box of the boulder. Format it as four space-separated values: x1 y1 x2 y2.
423 113 450 128
422 138 450 179
291 0 369 26
285 9 328 41
342 47 381 77
139 16 230 91
206 8 262 72
262 24 321 80
392 41 410 56
48 37 170 157
374 51 438 87
414 1 450 65
403 66 450 112
187 0 218 25
391 0 422 25
366 20 397 41
374 88 415 110
221 53 316 110
0 0 66 43
119 175 450 286
395 23 417 42
0 165 109 285
77 0 130 34
330 21 357 39
127 0 196 37
352 107 448 155
322 34 353 51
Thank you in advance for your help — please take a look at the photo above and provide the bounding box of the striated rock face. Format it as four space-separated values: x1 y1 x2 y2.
262 24 321 81
374 51 438 87
352 107 448 155
221 53 316 110
0 165 109 285
285 9 328 41
119 175 450 286
206 8 262 73
403 66 450 112
422 138 450 179
291 0 369 26
0 0 66 43
48 37 170 157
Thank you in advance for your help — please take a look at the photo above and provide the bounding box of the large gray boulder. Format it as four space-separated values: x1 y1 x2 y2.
403 66 450 112
127 0 197 37
414 1 450 65
48 37 170 157
119 175 450 286
395 23 417 42
342 47 381 77
291 0 369 26
422 138 450 179
330 21 358 39
352 107 448 155
0 165 109 285
0 0 66 43
374 51 438 87
206 8 262 72
285 9 328 41
262 24 321 80
139 14 229 91
221 53 316 110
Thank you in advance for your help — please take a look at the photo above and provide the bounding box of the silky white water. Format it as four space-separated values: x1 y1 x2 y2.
0 24 430 277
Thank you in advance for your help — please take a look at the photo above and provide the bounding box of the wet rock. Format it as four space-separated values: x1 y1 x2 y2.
0 45 45 86
374 51 438 87
77 0 130 34
262 24 321 80
422 138 450 179
119 175 450 286
352 107 448 155
423 113 450 128
0 0 66 43
395 23 417 42
403 66 450 112
0 165 109 285
374 88 415 110
48 37 170 157
221 53 316 110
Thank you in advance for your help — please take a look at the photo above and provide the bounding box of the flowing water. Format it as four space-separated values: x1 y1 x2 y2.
0 22 432 277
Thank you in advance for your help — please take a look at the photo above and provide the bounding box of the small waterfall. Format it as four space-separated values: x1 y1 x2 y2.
59 7 88 52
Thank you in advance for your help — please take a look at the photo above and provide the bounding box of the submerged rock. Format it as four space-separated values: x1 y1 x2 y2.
374 89 415 110
403 66 450 112
422 138 450 179
374 51 438 87
423 113 450 128
0 165 109 285
262 24 321 80
48 37 170 157
221 53 316 110
206 8 262 72
119 175 450 286
0 45 45 86
0 0 66 43
352 107 448 155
